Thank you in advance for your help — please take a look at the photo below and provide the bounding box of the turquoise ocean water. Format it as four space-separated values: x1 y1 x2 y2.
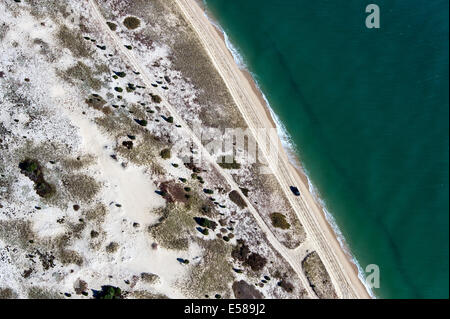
203 0 449 298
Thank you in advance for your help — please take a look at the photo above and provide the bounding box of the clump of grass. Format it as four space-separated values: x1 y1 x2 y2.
59 249 83 266
270 213 291 230
62 62 103 91
0 287 18 299
28 287 62 299
140 273 160 284
106 242 119 253
123 16 141 30
148 204 196 250
85 94 107 111
56 26 92 58
185 239 234 298
62 174 100 202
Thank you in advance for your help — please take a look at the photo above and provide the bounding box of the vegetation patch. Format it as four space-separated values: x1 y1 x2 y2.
61 62 104 91
229 190 246 209
0 287 18 299
123 16 141 30
27 286 62 299
106 242 119 254
93 286 124 299
85 94 108 112
57 26 92 58
62 174 100 202
218 157 241 170
18 159 55 198
232 280 264 299
186 239 234 298
302 251 338 299
160 148 171 159
140 273 160 284
148 204 196 250
244 252 267 272
270 213 291 230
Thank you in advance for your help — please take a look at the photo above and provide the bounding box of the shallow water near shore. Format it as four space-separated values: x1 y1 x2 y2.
204 0 449 298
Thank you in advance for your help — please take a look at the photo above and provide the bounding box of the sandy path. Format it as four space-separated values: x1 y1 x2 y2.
87 0 317 298
173 0 371 299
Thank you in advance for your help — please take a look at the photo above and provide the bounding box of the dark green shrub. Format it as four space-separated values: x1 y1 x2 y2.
270 213 291 229
160 148 171 159
123 16 141 30
150 93 162 103
193 217 217 230
134 119 147 126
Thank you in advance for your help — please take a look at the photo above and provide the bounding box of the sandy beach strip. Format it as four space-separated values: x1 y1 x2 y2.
174 0 371 299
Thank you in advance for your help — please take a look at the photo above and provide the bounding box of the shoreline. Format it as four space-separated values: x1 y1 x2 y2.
176 0 372 298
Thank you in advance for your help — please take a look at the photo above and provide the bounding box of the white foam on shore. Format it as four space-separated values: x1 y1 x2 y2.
202 2 375 298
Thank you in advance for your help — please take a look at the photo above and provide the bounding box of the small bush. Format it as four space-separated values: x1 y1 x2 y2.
106 22 117 31
134 119 147 126
150 93 162 103
113 71 126 78
160 148 171 159
194 217 217 230
94 286 123 299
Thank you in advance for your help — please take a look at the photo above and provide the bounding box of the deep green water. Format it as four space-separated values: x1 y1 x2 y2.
203 0 449 298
